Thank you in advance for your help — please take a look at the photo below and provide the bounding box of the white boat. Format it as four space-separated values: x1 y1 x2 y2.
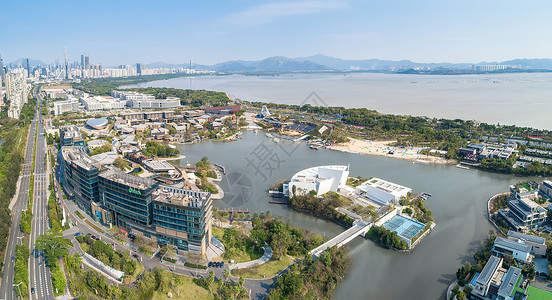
273 138 280 143
456 164 470 170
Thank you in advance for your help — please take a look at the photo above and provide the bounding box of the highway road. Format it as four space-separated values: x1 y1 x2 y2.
28 90 54 300
0 97 37 300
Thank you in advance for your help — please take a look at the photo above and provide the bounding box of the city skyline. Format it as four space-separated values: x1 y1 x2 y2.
1 0 552 65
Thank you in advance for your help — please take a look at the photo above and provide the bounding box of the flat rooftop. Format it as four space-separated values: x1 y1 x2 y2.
153 187 210 208
62 146 99 171
100 168 157 190
143 160 175 172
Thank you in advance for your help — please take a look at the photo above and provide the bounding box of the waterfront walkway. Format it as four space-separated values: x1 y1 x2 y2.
229 246 273 270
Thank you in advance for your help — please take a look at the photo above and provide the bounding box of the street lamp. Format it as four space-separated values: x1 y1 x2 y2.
13 281 23 299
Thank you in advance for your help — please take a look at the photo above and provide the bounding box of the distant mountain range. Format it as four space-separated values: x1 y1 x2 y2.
8 58 48 67
9 55 552 73
189 55 552 73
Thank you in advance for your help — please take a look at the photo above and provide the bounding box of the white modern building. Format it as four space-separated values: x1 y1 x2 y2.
355 177 412 206
54 99 80 115
126 97 180 109
507 230 547 256
492 237 532 263
284 165 349 197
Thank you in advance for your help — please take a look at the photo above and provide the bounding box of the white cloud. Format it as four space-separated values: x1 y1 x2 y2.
226 1 347 25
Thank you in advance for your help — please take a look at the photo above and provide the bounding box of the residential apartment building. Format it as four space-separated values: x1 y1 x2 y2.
492 237 532 263
472 255 525 300
507 230 547 257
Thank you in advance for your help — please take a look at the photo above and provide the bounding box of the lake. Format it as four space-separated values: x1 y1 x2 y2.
176 132 539 300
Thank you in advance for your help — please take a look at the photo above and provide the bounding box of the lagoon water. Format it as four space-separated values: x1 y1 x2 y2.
130 73 551 298
127 72 552 130
176 132 540 300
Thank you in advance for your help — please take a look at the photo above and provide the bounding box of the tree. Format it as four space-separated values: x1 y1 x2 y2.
223 269 230 283
167 126 176 135
35 230 69 265
238 277 245 288
114 156 130 171
207 271 215 293
456 290 466 300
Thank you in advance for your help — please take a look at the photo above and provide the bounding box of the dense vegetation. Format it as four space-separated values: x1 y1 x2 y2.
71 74 188 95
288 191 354 227
195 156 218 193
0 119 30 263
35 230 70 295
366 226 408 250
125 87 229 107
143 140 179 157
268 246 349 300
13 244 30 297
88 143 112 156
248 211 325 260
76 234 138 277
219 227 264 262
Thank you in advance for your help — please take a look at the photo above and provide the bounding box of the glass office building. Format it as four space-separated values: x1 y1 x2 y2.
61 146 100 214
99 168 159 234
153 187 212 255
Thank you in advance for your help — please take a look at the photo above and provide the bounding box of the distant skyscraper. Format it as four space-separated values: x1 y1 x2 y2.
81 54 90 70
64 46 70 79
24 58 31 78
136 63 143 75
0 55 4 88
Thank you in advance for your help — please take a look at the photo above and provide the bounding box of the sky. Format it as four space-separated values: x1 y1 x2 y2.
1 0 551 66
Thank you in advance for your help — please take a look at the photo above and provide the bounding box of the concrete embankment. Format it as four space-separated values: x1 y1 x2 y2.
487 192 510 235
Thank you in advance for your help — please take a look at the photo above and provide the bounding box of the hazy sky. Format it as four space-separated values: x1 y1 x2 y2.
1 0 551 65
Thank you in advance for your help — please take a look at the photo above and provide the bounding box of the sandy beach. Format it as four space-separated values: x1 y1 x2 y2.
328 138 455 164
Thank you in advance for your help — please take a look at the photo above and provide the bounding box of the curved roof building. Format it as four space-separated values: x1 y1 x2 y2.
86 117 109 130
285 165 349 197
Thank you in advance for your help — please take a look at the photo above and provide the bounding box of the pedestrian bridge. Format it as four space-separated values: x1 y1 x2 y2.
309 219 373 257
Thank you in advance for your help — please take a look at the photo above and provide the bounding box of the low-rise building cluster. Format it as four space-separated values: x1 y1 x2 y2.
498 181 551 231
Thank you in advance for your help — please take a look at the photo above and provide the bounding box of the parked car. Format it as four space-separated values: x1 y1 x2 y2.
208 262 213 268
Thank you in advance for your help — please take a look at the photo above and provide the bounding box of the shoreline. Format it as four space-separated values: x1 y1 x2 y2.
327 138 456 165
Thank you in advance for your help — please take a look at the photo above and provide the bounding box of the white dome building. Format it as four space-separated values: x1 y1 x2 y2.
284 165 349 197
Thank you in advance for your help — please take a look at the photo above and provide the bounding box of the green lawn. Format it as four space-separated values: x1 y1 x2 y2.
231 255 295 279
212 226 224 240
152 275 212 300
526 285 552 300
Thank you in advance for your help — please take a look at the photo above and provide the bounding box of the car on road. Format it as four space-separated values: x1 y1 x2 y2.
38 262 42 266
74 232 81 237
11 256 14 262
133 254 139 258
31 288 34 294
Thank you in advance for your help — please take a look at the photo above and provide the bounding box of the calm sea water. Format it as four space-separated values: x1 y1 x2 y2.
127 72 552 130
176 132 541 300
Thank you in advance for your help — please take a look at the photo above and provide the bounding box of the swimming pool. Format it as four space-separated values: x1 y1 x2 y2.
382 215 425 240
